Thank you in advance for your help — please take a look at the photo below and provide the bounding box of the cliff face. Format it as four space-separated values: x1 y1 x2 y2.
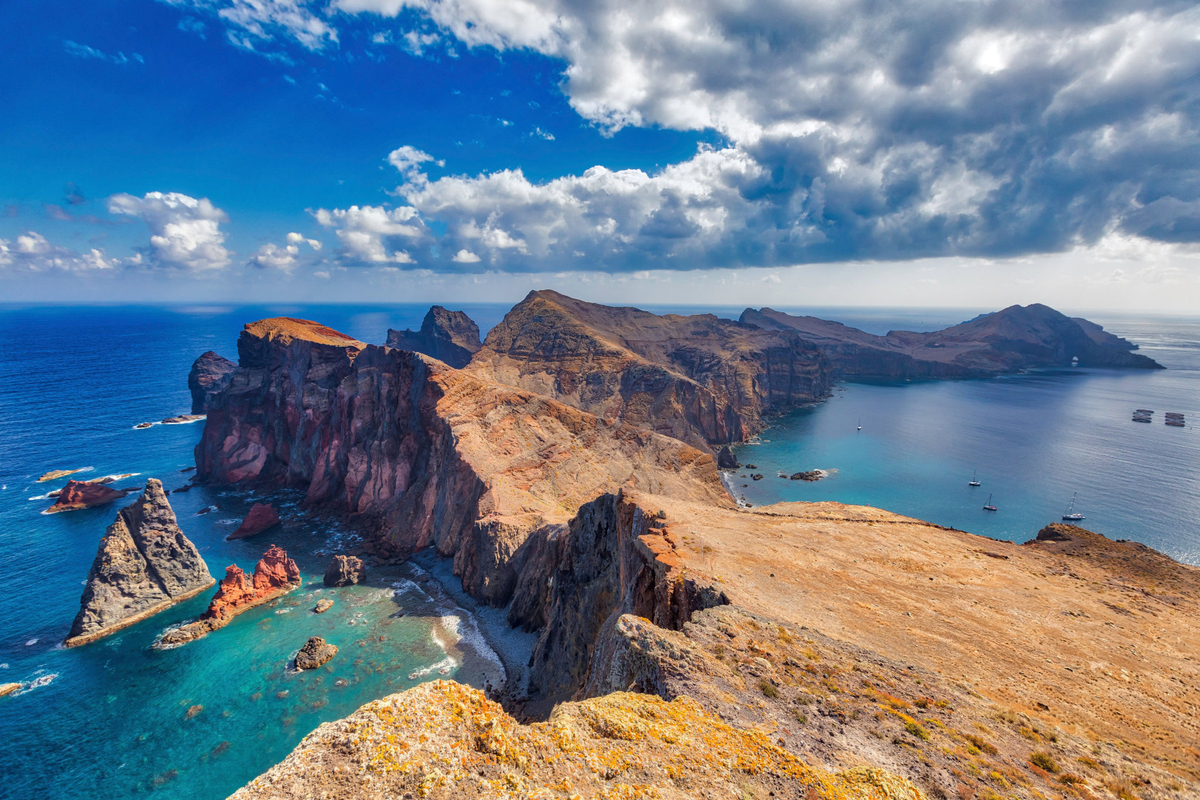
66 479 214 647
196 316 729 607
188 351 236 414
468 290 832 449
385 305 481 368
742 303 1162 378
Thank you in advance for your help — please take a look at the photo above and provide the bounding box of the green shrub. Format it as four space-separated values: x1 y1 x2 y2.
1030 752 1059 773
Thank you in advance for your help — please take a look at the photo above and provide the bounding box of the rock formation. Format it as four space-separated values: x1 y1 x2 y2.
715 445 738 469
188 351 236 414
227 503 280 540
157 545 300 646
45 479 131 514
294 637 337 670
741 303 1163 379
468 290 832 449
195 316 727 607
66 479 214 647
0 683 21 698
163 414 205 424
323 555 366 587
314 598 333 613
385 306 481 368
38 468 85 482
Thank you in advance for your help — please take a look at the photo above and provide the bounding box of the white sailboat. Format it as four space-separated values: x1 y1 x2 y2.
983 493 997 512
1062 492 1085 522
969 470 981 487
856 417 862 431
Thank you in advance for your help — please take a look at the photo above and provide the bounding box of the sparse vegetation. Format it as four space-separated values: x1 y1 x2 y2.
964 733 997 755
793 709 807 724
1029 752 1059 773
759 680 779 699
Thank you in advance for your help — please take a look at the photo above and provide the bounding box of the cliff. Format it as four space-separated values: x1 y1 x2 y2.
195 316 729 607
66 479 214 647
468 290 832 449
741 304 1163 378
385 305 481 368
188 351 236 414
158 545 300 646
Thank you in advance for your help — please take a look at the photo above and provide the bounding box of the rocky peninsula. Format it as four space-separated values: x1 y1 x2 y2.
66 479 214 647
188 299 1197 800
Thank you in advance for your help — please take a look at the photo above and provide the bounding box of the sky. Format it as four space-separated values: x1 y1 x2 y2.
2 0 1199 310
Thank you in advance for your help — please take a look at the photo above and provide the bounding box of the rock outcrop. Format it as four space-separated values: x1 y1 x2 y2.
66 479 214 647
716 445 738 469
195 316 728 607
385 306 481 368
0 683 21 698
38 468 85 482
314 598 333 613
468 290 832 449
323 555 366 587
294 637 337 670
227 503 280 540
157 545 300 647
188 351 236 414
45 479 131 514
229 680 924 800
741 303 1163 378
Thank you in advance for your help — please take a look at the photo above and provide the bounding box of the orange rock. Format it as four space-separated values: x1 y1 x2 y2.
45 480 129 513
227 503 281 540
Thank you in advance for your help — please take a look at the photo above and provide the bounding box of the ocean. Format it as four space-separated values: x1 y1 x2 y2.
0 303 1196 800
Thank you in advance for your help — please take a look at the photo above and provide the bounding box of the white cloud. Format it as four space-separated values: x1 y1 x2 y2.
0 231 119 272
216 0 337 51
387 145 441 178
451 248 481 263
313 204 421 263
107 191 231 271
63 40 144 65
248 231 322 271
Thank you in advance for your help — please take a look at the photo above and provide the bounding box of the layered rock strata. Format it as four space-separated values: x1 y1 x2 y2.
385 305 481 368
227 503 280 540
158 545 300 646
323 555 366 587
195 316 728 607
66 479 214 647
45 479 130 513
741 303 1162 378
188 351 237 414
468 290 832 449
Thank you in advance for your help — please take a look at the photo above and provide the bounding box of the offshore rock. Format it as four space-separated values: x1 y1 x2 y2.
468 290 833 449
37 468 86 482
314 598 334 614
323 555 366 587
228 680 925 800
716 445 738 469
790 470 823 481
157 545 300 647
195 316 728 608
227 503 280 540
0 683 22 698
162 414 205 425
385 306 481 368
188 351 237 414
45 479 131 514
294 637 337 670
742 303 1162 378
66 479 214 647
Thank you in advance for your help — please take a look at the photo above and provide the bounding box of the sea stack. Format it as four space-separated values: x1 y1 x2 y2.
188 351 236 414
227 503 281 540
66 479 215 647
323 554 366 587
157 545 300 647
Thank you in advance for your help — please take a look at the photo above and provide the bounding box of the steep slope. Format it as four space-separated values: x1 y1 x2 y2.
469 290 832 449
385 305 481 368
195 316 729 607
66 479 214 647
742 304 1162 378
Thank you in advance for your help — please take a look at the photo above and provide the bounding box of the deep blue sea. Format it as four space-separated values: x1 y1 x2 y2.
0 303 1196 800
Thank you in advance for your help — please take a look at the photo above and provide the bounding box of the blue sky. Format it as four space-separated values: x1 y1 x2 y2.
2 0 1199 309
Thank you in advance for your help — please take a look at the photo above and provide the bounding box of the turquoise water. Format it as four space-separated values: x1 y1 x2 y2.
0 303 1196 800
729 313 1200 565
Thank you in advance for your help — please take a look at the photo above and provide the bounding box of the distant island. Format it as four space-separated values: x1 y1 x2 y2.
182 293 1192 800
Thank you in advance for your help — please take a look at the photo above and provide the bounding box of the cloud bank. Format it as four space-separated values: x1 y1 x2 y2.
107 191 231 270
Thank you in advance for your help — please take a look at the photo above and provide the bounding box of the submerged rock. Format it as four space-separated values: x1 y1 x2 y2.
314 598 334 614
227 503 280 540
188 351 236 414
790 470 823 482
66 479 215 647
324 555 366 587
157 545 300 647
45 479 131 514
294 637 338 670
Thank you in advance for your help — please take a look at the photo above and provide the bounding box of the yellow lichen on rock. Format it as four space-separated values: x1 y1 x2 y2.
230 680 924 800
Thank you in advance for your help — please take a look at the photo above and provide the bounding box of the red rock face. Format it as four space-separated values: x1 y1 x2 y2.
227 503 280 540
203 545 299 621
46 480 129 513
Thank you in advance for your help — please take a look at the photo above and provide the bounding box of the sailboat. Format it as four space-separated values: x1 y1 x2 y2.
968 470 981 487
982 493 997 512
1062 492 1085 521
856 417 862 431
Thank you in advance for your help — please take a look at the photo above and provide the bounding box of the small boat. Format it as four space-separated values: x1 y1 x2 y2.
983 494 997 512
1062 492 1085 521
857 417 862 431
968 470 981 487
